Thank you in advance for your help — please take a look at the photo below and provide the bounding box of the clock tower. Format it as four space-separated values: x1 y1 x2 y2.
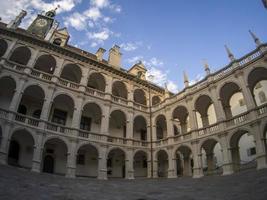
27 8 57 38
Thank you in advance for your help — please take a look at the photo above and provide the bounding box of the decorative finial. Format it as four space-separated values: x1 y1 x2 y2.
224 45 235 62
249 30 261 47
202 59 210 76
183 71 189 88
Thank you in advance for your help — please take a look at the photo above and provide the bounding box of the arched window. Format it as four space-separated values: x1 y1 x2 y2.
53 38 62 46
9 46 31 65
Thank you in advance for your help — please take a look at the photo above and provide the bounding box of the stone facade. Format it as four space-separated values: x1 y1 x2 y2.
0 10 266 180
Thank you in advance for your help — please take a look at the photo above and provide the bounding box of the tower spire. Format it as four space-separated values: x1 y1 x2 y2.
183 71 189 88
224 45 235 62
7 10 27 29
249 30 261 47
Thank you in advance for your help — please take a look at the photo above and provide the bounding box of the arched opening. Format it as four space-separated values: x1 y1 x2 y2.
172 106 189 134
157 150 168 177
220 82 247 118
133 116 147 141
109 110 126 138
107 148 125 178
42 138 68 175
49 94 74 127
87 73 106 92
0 39 8 57
53 38 62 46
8 130 34 168
195 95 216 128
155 115 167 140
152 96 161 106
230 130 256 172
112 81 128 99
0 76 16 109
247 67 267 106
76 144 98 178
34 54 57 74
134 151 147 178
201 139 223 175
80 103 102 133
17 85 45 120
175 146 193 177
60 64 82 84
9 46 31 65
134 89 147 105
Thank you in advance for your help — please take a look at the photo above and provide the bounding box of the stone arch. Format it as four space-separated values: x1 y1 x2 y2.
81 102 102 133
0 76 16 109
7 129 35 169
60 63 82 83
152 96 161 106
134 89 147 105
87 72 106 92
247 67 267 106
0 38 8 57
172 105 189 134
42 137 69 175
156 149 168 177
174 145 193 177
34 54 57 74
9 46 31 65
134 150 148 178
133 115 147 141
112 81 128 99
109 110 127 138
155 114 167 140
107 147 126 178
76 143 99 178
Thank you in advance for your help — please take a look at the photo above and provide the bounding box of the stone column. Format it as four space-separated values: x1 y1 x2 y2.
186 97 198 131
126 148 134 179
27 49 40 69
31 131 44 173
71 95 85 129
66 139 77 178
98 144 108 180
128 84 134 107
250 122 267 170
167 147 177 178
166 108 174 138
219 132 234 175
105 76 113 100
0 123 13 165
126 111 134 139
191 141 203 178
153 158 158 178
40 85 55 122
79 68 89 93
100 103 110 135
51 58 64 83
209 85 226 122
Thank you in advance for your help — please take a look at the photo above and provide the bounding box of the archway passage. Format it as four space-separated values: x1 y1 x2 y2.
155 115 167 140
175 146 193 177
42 138 68 175
157 150 168 178
247 67 267 106
8 130 34 168
134 151 147 178
152 96 161 106
107 148 125 178
230 130 256 172
109 110 126 138
133 116 147 141
0 76 16 109
9 46 31 65
34 54 57 74
76 144 98 178
134 89 147 105
60 64 82 83
220 82 247 118
87 73 106 92
0 39 8 57
112 81 128 99
201 139 223 175
172 106 189 134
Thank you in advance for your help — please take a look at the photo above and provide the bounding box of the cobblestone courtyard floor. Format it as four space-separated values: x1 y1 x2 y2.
0 165 267 200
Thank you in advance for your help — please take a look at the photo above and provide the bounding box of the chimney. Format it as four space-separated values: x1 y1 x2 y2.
96 47 106 61
108 45 122 68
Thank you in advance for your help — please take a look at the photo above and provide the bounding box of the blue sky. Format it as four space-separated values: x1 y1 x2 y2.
1 0 267 92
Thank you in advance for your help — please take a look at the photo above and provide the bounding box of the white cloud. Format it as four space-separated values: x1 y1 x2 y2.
64 12 87 31
87 28 112 47
84 7 102 21
120 42 142 52
189 73 204 86
167 81 179 93
127 56 144 64
91 0 109 8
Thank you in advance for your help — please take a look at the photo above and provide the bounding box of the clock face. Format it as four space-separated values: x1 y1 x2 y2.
36 18 48 27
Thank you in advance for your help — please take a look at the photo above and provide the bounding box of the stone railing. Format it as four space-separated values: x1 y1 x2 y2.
30 68 53 81
111 95 128 105
85 87 105 98
58 78 80 90
133 102 148 112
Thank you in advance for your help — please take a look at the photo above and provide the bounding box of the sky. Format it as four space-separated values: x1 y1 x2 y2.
0 0 266 93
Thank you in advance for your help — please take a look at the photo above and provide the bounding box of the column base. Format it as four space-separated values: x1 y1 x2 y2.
126 170 134 179
256 154 267 170
168 169 177 178
66 167 76 178
97 169 107 180
222 163 234 176
193 167 204 178
31 160 41 173
0 151 7 165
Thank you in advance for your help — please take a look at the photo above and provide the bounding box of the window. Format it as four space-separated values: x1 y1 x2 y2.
239 99 245 107
247 147 256 156
53 38 62 46
259 91 267 103
77 154 85 165
80 116 92 131
52 109 67 125
137 71 142 78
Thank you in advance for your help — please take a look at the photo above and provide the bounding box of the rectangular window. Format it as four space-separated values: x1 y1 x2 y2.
77 154 85 165
80 116 92 131
52 109 67 125
247 147 256 156
239 99 245 107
